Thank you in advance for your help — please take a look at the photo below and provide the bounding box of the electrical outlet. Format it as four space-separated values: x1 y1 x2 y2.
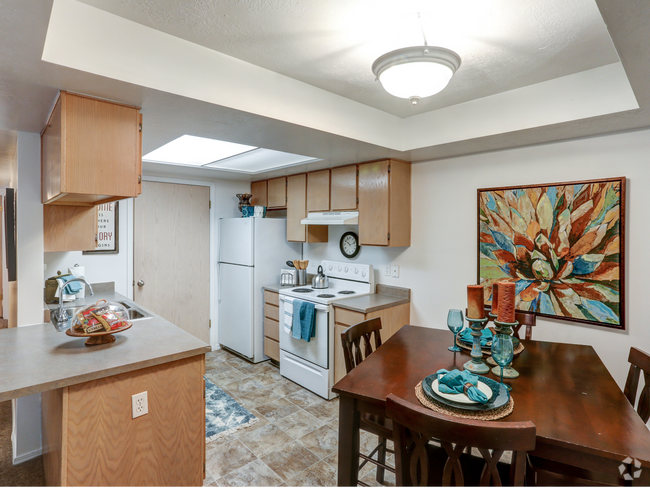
391 264 399 278
132 391 148 419
384 265 391 276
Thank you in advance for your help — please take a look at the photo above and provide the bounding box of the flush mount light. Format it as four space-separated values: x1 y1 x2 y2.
372 45 461 105
142 135 256 167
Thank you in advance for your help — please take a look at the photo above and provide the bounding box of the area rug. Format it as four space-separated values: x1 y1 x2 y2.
205 377 258 442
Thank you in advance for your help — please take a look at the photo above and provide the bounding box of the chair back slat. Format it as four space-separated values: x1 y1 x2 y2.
341 317 383 374
625 347 650 423
386 394 536 486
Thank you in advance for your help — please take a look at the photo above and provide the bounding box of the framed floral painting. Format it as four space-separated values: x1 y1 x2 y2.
478 177 625 329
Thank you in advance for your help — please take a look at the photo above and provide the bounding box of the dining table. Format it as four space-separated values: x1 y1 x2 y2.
332 325 650 486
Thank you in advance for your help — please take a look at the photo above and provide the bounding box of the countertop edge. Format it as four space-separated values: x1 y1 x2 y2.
333 296 411 313
0 345 210 403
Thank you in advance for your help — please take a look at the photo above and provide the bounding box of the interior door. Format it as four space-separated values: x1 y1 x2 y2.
134 181 210 343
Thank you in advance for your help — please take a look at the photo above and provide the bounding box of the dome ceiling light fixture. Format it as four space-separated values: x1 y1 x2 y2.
371 14 461 105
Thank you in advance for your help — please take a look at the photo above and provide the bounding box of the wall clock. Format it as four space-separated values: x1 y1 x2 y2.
340 231 360 258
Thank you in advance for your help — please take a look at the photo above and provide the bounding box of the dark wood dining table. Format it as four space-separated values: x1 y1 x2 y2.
332 325 650 486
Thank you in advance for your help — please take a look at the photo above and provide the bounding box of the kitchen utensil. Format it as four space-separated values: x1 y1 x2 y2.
293 260 300 269
286 260 295 268
311 265 329 289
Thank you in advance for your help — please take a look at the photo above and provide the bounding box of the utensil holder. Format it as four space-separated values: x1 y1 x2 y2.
297 269 306 286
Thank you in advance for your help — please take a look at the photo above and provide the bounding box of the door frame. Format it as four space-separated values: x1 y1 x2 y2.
135 176 215 347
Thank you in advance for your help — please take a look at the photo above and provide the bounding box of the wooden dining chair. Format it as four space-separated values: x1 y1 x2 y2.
341 318 395 485
482 306 536 340
386 393 536 486
624 347 650 423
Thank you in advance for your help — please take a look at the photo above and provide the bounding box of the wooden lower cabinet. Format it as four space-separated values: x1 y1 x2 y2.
333 303 410 384
41 355 205 486
264 291 280 361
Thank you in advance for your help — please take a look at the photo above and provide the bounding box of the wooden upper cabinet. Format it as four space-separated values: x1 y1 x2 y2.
358 159 411 247
43 205 97 252
287 174 327 243
41 91 142 206
250 180 268 206
267 177 287 208
331 165 358 211
307 170 330 212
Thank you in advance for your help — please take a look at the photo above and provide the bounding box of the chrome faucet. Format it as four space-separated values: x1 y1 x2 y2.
52 278 94 331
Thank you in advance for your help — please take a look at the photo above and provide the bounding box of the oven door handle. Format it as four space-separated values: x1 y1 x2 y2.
279 295 329 313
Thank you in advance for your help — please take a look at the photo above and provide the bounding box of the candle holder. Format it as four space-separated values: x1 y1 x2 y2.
463 316 490 375
491 319 520 379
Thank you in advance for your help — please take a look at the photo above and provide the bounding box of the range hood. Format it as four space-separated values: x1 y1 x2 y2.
300 211 359 225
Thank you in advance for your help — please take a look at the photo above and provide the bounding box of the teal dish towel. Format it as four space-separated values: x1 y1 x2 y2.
460 328 492 346
59 275 82 295
291 299 304 340
436 369 489 404
299 301 316 342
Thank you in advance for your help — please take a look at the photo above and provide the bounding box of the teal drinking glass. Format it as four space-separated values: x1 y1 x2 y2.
447 309 464 352
491 333 514 391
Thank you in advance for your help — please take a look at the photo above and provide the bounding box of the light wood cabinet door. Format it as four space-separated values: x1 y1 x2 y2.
250 180 267 206
43 205 97 252
358 160 390 245
267 177 287 208
287 174 328 243
331 165 357 210
42 91 142 206
307 170 330 212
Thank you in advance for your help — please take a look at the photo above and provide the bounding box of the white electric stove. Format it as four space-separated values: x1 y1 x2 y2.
278 260 374 399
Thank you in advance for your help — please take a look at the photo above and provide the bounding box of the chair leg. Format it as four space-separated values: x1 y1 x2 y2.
376 437 386 484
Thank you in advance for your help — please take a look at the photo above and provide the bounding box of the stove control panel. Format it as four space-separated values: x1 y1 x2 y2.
321 260 374 284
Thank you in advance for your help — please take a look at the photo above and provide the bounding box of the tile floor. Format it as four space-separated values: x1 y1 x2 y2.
203 347 396 487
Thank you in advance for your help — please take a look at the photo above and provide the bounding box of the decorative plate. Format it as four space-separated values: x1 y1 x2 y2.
430 378 493 404
421 374 509 412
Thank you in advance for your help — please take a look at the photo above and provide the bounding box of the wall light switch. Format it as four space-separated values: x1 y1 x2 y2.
384 265 391 276
391 264 399 278
132 391 148 419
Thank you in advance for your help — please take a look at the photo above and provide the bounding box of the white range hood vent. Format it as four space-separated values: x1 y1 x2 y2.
300 211 359 226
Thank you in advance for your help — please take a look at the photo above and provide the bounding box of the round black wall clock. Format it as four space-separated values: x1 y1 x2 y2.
340 231 360 258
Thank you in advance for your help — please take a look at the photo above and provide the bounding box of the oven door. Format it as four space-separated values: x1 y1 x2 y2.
279 295 330 369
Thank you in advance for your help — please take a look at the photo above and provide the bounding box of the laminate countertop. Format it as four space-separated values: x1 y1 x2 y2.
262 284 410 314
0 292 211 402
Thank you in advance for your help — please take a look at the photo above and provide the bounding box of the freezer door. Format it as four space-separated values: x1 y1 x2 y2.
218 263 254 358
219 218 254 266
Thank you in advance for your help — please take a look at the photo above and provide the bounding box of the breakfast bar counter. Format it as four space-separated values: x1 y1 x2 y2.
0 292 210 486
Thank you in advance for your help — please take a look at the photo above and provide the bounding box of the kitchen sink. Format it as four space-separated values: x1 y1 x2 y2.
59 302 153 327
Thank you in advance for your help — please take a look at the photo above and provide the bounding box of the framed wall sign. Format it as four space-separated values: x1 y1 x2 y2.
83 201 119 254
478 177 625 330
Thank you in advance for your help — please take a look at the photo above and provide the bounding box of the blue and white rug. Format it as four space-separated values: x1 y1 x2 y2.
205 377 258 442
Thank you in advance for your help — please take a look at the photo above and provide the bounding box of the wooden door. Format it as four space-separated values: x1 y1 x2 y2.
307 170 330 211
358 160 389 246
331 165 357 210
134 182 210 343
267 177 287 208
287 174 307 242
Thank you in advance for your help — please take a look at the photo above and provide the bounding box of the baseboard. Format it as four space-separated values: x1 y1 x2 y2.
13 447 42 465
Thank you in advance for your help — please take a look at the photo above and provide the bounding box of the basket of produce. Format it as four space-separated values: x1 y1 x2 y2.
65 299 132 346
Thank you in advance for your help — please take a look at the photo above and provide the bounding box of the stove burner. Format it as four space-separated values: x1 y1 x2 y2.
317 294 335 298
292 288 313 293
338 290 356 295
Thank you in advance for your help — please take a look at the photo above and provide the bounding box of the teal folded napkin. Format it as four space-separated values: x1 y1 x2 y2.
459 328 492 346
436 369 489 404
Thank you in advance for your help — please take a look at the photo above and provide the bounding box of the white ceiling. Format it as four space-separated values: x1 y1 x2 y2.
0 0 649 180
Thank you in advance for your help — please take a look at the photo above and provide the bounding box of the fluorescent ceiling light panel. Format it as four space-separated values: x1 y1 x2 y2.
204 148 320 173
142 135 255 166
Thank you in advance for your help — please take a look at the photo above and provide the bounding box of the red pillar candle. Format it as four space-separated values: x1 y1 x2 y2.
467 285 485 319
497 282 516 323
491 283 500 316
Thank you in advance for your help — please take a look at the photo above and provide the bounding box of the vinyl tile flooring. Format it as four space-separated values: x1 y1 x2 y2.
203 347 396 487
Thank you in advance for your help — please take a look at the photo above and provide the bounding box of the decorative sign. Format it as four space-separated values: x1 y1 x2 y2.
83 201 119 254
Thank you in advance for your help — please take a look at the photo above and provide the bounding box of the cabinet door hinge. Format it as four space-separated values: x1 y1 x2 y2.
209 201 212 209
209 319 212 328
95 234 98 242
356 197 359 204
139 123 142 132
356 169 359 176
388 233 390 241
388 165 391 173
138 175 141 184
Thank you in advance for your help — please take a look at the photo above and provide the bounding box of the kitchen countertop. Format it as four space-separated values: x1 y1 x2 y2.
0 291 211 402
262 283 410 313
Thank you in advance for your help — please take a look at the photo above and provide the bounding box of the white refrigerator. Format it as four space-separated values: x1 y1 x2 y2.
218 217 301 363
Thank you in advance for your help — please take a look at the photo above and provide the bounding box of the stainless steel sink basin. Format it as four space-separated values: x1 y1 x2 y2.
55 301 153 331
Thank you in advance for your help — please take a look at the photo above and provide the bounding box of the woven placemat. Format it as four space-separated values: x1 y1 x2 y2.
415 381 514 421
456 335 525 356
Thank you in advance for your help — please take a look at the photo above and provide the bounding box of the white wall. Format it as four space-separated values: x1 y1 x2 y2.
13 132 44 463
307 128 650 390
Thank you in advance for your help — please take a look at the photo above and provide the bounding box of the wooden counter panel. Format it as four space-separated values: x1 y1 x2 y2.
264 303 279 321
63 354 205 486
264 290 279 306
334 308 365 327
42 387 68 486
264 317 279 342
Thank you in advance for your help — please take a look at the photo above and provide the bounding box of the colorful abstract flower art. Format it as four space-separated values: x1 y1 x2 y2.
478 178 625 329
